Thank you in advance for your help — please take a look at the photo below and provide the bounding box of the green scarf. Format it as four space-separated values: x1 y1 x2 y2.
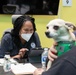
56 41 76 56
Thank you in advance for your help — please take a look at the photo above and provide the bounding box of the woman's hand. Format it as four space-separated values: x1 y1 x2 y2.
11 48 28 59
18 48 28 58
48 42 58 62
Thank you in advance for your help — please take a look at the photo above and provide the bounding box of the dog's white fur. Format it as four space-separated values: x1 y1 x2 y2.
45 19 76 70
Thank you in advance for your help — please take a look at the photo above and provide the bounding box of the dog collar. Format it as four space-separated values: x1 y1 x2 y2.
56 41 76 56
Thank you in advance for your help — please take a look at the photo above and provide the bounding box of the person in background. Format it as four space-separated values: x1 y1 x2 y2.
0 15 41 59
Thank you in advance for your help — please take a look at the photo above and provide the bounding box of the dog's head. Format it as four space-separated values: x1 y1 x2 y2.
45 19 76 42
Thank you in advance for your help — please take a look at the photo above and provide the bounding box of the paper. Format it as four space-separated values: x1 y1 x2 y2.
0 58 4 66
11 63 37 75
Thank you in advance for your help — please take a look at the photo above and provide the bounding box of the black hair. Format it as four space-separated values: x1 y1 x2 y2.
13 15 36 34
11 15 36 48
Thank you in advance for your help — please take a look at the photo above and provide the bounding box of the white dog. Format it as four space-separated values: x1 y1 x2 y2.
45 19 76 70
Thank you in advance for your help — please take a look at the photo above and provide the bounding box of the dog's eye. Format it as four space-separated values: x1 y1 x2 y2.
46 27 49 29
53 26 59 30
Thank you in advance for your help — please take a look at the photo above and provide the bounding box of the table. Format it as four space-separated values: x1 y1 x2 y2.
0 66 14 75
0 59 42 75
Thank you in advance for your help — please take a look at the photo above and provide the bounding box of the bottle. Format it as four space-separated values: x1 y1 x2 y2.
41 48 48 71
3 52 11 72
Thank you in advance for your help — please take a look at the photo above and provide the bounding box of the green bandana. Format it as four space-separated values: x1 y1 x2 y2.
56 41 76 56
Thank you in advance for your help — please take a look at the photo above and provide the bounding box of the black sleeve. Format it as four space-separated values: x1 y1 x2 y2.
42 59 76 75
0 34 13 58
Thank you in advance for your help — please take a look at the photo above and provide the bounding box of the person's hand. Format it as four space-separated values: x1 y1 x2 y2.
48 42 58 62
33 68 44 75
11 48 28 59
18 48 28 58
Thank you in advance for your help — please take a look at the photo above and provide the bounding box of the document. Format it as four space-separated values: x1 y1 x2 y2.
11 63 37 75
0 58 4 66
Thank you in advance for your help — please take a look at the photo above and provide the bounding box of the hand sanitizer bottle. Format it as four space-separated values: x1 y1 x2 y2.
3 52 11 72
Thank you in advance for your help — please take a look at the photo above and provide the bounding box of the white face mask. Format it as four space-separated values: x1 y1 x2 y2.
21 33 33 42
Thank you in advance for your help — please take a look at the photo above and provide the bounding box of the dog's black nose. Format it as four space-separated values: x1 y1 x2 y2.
45 32 49 36
45 32 51 38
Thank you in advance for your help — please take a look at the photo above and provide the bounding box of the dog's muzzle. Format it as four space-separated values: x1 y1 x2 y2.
45 31 52 38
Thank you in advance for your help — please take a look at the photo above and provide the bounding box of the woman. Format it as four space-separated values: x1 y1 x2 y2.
0 15 41 59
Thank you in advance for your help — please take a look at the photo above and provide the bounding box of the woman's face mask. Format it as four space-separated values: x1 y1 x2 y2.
21 33 33 42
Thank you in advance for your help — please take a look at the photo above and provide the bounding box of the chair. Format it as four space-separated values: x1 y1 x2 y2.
3 28 12 36
11 15 22 25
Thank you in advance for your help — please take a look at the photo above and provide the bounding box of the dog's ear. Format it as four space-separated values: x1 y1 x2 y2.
65 22 76 41
65 22 75 30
